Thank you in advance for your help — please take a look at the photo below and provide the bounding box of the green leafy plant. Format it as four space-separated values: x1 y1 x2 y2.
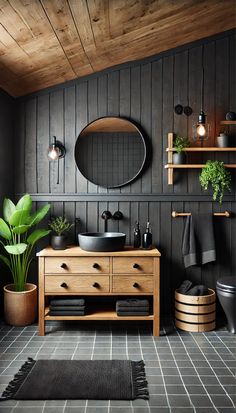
48 216 73 236
173 135 190 153
199 160 231 204
0 194 50 291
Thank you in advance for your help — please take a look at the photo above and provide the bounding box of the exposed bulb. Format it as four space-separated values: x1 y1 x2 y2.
48 145 60 160
196 124 206 137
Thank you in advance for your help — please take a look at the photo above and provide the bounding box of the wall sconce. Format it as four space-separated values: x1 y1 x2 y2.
47 136 66 184
192 47 210 141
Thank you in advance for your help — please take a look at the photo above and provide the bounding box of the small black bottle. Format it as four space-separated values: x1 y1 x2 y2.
133 221 141 248
142 222 152 249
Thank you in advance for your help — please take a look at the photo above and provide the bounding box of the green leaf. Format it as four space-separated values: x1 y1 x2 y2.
26 204 50 226
27 229 51 246
4 243 27 255
13 225 31 235
0 218 11 240
16 194 32 213
0 254 11 269
3 199 16 223
9 209 29 227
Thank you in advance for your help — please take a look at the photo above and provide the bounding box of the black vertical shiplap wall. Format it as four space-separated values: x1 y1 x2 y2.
14 30 236 314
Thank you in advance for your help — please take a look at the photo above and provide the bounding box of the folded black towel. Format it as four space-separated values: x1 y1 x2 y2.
116 306 149 312
50 297 85 306
116 299 149 308
49 310 85 316
178 280 192 294
182 213 216 268
185 285 209 296
49 304 85 311
117 311 149 316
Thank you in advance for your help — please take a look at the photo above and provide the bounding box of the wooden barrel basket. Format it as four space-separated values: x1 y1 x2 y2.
175 288 216 332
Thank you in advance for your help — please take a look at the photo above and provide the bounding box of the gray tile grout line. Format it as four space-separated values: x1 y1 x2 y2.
184 332 223 413
202 332 236 409
164 327 196 413
151 331 171 410
84 327 97 413
139 327 151 413
108 324 112 413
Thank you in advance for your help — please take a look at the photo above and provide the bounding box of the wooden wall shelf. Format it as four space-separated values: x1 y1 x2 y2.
165 164 236 169
166 133 236 185
166 147 236 152
220 121 236 125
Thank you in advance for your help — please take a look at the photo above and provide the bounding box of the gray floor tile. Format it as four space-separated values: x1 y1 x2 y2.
168 395 192 407
149 395 168 406
190 395 215 407
210 395 234 407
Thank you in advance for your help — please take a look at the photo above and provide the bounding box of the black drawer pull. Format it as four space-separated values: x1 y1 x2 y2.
60 282 68 288
92 282 100 288
60 263 67 269
133 263 140 269
93 263 100 269
133 282 139 288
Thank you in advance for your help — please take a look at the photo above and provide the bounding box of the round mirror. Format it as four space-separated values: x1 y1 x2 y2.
75 117 146 188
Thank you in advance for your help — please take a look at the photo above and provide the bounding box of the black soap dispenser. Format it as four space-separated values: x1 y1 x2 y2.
133 221 141 249
142 221 152 249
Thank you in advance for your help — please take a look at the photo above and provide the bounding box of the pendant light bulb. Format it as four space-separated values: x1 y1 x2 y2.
196 123 206 138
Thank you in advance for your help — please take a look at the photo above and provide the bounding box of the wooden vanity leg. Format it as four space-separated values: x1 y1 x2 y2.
153 257 160 336
38 257 45 336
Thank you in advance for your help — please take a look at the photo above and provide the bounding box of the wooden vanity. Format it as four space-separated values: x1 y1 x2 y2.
37 246 161 336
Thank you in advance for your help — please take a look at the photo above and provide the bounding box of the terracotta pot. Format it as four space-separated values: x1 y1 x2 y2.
4 283 37 327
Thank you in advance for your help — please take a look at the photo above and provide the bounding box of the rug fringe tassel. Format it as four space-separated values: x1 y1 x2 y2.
131 360 149 400
0 357 36 401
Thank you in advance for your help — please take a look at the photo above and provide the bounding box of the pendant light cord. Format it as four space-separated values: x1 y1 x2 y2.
57 158 59 185
201 46 204 112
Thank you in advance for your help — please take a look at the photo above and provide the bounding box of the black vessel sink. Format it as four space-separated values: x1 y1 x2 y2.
78 232 126 252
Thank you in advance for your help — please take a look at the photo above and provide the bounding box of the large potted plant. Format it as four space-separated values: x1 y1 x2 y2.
0 194 50 326
173 135 190 164
48 216 73 250
199 160 231 204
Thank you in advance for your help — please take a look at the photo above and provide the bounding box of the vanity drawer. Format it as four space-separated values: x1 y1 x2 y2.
45 257 109 274
112 257 153 274
45 275 109 293
112 276 153 293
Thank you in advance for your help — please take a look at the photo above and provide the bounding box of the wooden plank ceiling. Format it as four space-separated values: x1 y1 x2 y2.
0 0 235 97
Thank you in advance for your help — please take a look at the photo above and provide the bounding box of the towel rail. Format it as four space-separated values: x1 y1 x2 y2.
172 211 230 218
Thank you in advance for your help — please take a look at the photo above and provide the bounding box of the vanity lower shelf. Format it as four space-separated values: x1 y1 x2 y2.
44 306 154 321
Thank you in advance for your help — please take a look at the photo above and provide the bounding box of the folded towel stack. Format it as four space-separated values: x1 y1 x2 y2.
116 299 149 316
49 297 86 316
178 280 209 296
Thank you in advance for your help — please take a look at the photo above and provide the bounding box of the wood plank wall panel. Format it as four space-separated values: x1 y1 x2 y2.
14 32 236 314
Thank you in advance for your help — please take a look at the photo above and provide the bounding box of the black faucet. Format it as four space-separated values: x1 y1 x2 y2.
101 210 123 232
101 210 112 232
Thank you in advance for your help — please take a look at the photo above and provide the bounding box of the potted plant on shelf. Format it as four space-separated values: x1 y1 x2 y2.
199 160 231 204
48 216 73 250
0 194 50 326
173 135 190 164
